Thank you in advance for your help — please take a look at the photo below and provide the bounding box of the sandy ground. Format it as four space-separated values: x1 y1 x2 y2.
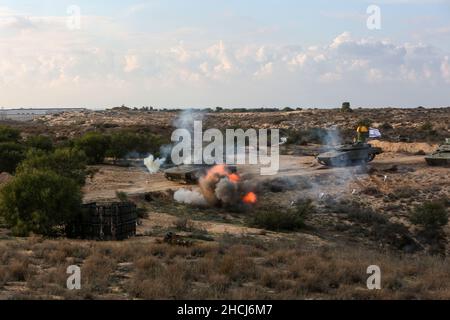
82 165 183 202
83 151 445 202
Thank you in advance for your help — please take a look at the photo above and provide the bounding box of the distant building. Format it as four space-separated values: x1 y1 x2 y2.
0 108 86 121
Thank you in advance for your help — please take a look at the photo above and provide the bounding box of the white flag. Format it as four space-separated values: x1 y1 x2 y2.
369 128 382 138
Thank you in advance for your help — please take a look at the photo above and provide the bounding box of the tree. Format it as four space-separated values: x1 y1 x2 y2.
0 142 26 173
0 170 82 236
106 131 166 160
107 131 138 160
0 126 21 143
17 148 87 186
74 132 110 164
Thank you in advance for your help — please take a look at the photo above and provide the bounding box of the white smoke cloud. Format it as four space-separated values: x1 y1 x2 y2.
144 154 165 174
174 189 208 206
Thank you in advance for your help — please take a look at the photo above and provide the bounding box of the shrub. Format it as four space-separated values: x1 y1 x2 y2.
25 135 54 152
106 131 166 160
0 142 26 173
0 170 82 236
410 201 448 229
0 126 21 143
116 191 128 202
174 217 194 232
17 148 87 186
338 200 388 225
420 122 433 131
347 208 388 225
74 132 110 164
107 131 137 160
250 199 313 231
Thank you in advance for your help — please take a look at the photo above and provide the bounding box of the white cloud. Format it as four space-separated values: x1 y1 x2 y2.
441 56 450 82
124 54 140 73
0 5 449 107
254 62 273 77
320 72 342 83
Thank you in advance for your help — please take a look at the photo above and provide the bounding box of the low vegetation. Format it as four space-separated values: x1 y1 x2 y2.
410 201 449 230
249 199 314 231
1 235 449 300
0 170 82 236
0 125 167 237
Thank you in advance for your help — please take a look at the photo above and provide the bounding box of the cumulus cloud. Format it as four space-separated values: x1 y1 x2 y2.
0 6 449 107
441 56 450 82
124 55 140 73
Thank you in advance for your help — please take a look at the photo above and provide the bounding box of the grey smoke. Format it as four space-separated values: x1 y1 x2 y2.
215 178 240 204
173 109 205 133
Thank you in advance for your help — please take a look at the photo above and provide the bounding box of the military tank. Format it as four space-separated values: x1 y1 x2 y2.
164 164 237 184
425 139 450 166
317 143 382 167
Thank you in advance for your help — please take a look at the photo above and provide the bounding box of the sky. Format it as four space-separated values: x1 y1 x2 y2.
0 0 450 109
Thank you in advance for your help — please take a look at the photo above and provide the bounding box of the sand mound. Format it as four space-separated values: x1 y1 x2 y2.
371 140 436 154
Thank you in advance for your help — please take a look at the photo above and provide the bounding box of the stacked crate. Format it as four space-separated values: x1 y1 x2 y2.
69 201 137 240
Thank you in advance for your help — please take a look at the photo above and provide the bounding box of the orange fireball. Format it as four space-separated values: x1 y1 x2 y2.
205 164 228 180
228 173 240 183
242 192 257 204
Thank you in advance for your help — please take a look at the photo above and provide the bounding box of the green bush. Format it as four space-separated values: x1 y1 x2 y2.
410 201 448 229
116 191 128 202
0 170 82 236
107 131 166 160
74 132 110 164
17 148 87 186
250 199 314 231
0 142 26 173
107 131 139 160
0 126 21 143
25 135 54 152
420 122 433 132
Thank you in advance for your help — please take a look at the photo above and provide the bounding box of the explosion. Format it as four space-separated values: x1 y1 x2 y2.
242 192 257 204
175 164 258 209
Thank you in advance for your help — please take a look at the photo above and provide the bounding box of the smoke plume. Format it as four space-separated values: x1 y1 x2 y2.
174 189 208 206
144 154 166 174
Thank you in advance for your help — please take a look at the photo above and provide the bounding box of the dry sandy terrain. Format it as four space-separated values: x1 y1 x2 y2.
0 108 449 300
21 107 449 142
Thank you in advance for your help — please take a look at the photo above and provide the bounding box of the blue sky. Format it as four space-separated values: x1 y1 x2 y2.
0 1 449 108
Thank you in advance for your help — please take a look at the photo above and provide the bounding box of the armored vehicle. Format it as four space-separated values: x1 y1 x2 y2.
317 143 382 167
425 139 450 166
164 164 237 184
